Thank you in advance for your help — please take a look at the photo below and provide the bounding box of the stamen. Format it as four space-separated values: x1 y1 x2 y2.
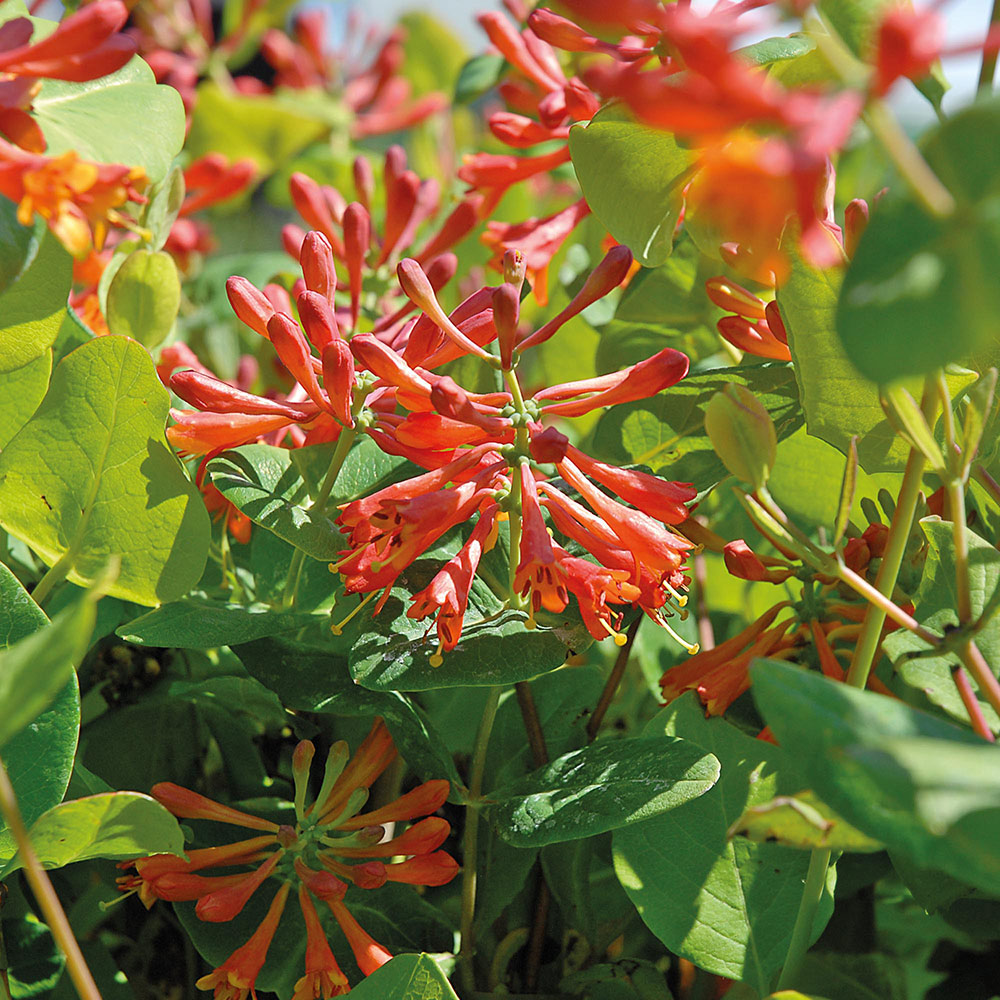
661 619 700 656
429 641 444 668
664 582 688 607
331 590 380 635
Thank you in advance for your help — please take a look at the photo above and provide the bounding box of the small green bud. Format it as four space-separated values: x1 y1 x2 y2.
704 383 777 491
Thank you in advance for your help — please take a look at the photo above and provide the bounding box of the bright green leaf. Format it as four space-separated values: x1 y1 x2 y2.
591 363 801 491
492 736 719 847
33 58 185 184
106 249 181 349
729 789 883 852
612 695 833 994
0 208 73 372
117 597 321 648
1 792 184 877
345 954 458 1000
0 350 50 450
0 565 80 864
751 659 1000 893
0 337 210 605
570 105 694 267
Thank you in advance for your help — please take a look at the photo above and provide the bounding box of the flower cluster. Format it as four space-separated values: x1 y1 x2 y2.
0 1 148 255
118 720 457 999
331 247 699 660
282 146 481 335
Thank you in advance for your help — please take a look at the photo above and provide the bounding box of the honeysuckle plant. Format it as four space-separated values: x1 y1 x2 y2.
2 0 1000 998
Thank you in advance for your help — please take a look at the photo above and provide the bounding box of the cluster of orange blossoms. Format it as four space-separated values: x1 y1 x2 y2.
119 720 456 998
0 0 148 255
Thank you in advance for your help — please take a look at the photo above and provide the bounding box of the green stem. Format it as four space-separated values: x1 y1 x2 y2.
776 847 832 991
979 0 1000 91
586 616 641 742
459 686 502 996
281 426 358 609
30 555 73 608
0 757 103 1000
808 21 955 219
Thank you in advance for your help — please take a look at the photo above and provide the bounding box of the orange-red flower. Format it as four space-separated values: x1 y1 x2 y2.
119 721 457 994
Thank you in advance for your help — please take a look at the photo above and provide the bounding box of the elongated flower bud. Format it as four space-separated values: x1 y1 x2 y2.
152 782 279 831
322 340 356 428
519 245 633 350
844 198 870 259
764 300 788 345
704 384 777 491
170 371 314 419
492 282 520 369
397 258 494 362
705 277 766 320
226 276 275 339
267 312 329 413
300 231 337 304
526 8 600 52
298 290 339 352
343 202 370 331
416 196 482 264
352 155 375 210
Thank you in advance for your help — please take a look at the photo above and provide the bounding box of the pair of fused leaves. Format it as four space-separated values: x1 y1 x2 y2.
0 337 209 605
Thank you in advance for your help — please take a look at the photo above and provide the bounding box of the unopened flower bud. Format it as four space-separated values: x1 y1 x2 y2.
226 276 274 339
292 740 315 819
705 277 766 320
844 198 870 259
704 384 777 491
529 425 569 465
299 231 336 304
763 300 788 345
353 155 375 210
322 340 356 428
492 282 520 368
297 290 339 352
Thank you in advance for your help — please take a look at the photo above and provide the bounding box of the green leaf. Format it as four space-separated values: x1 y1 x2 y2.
345 954 458 999
142 165 186 252
492 736 719 847
570 104 694 267
117 597 321 648
612 694 833 994
0 792 183 877
106 249 181 349
349 569 575 691
0 207 73 372
591 363 801 491
776 234 974 470
0 337 210 605
738 34 817 67
751 659 1000 893
837 101 1000 382
884 518 1000 731
0 350 51 450
32 57 186 184
561 960 675 999
729 789 883 852
0 582 94 749
400 11 467 95
0 565 82 863
233 637 462 788
455 53 505 104
185 81 331 176
207 438 411 561
1 890 65 999
796 952 905 1000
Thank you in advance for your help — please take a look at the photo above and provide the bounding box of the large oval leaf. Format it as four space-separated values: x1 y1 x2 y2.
32 57 185 184
491 736 719 847
0 337 210 605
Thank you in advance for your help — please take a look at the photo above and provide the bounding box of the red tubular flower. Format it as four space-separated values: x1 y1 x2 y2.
151 784 280 832
407 504 500 658
293 887 350 1000
179 155 256 216
515 464 569 615
196 853 283 923
196 883 291 1000
0 1 135 84
535 347 689 417
324 898 393 977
